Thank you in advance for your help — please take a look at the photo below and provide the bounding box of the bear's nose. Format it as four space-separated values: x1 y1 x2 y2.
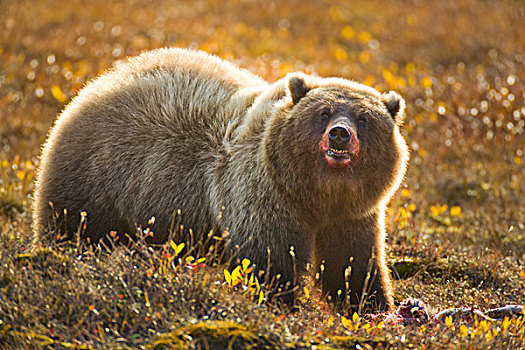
328 125 351 143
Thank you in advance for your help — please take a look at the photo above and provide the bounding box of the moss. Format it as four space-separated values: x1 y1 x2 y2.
148 322 392 349
391 257 512 292
149 320 282 349
326 335 390 349
390 257 450 279
16 248 70 264
15 248 71 274
1 331 95 350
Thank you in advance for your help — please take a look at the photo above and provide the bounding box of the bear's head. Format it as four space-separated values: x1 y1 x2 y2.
265 73 409 217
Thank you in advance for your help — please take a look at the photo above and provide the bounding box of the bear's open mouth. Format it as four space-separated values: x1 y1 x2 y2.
323 146 354 168
327 147 350 158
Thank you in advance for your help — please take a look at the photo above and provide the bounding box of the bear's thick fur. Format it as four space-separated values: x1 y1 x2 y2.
33 48 409 311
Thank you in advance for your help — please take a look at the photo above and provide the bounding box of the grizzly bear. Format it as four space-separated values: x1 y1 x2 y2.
33 48 409 312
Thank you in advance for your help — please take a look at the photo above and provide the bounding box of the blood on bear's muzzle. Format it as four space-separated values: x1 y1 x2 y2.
319 122 359 168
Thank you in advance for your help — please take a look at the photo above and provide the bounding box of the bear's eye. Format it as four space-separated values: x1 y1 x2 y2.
320 109 331 119
357 116 367 124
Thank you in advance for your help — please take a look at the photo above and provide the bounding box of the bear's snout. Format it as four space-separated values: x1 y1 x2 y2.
326 121 359 155
319 121 359 168
328 125 351 146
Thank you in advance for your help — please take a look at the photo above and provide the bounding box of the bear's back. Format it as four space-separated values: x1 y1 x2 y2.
33 48 267 241
70 47 267 136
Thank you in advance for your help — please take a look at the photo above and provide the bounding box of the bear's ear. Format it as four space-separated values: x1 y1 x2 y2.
382 91 405 125
288 74 311 105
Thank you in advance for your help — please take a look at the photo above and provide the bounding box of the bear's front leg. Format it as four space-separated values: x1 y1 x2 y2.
314 212 394 312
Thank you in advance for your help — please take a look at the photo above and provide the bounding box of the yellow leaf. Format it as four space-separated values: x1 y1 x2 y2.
340 25 355 40
174 242 185 256
242 258 251 271
418 149 428 158
362 75 375 87
341 316 351 329
63 61 73 72
401 189 411 197
445 315 453 327
352 312 360 323
16 170 25 181
333 47 348 62
481 182 491 190
224 269 232 285
460 324 469 337
406 62 416 73
303 287 310 299
383 69 393 83
258 290 264 304
357 31 372 43
480 320 490 332
422 76 433 88
75 60 91 77
431 204 448 216
232 265 242 285
450 206 462 216
358 51 370 63
51 85 67 103
502 317 511 331
520 269 525 278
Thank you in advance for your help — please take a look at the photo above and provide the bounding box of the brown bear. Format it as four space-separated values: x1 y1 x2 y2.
33 48 409 312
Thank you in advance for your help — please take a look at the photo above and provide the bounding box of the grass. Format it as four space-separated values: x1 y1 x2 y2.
1 0 524 348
